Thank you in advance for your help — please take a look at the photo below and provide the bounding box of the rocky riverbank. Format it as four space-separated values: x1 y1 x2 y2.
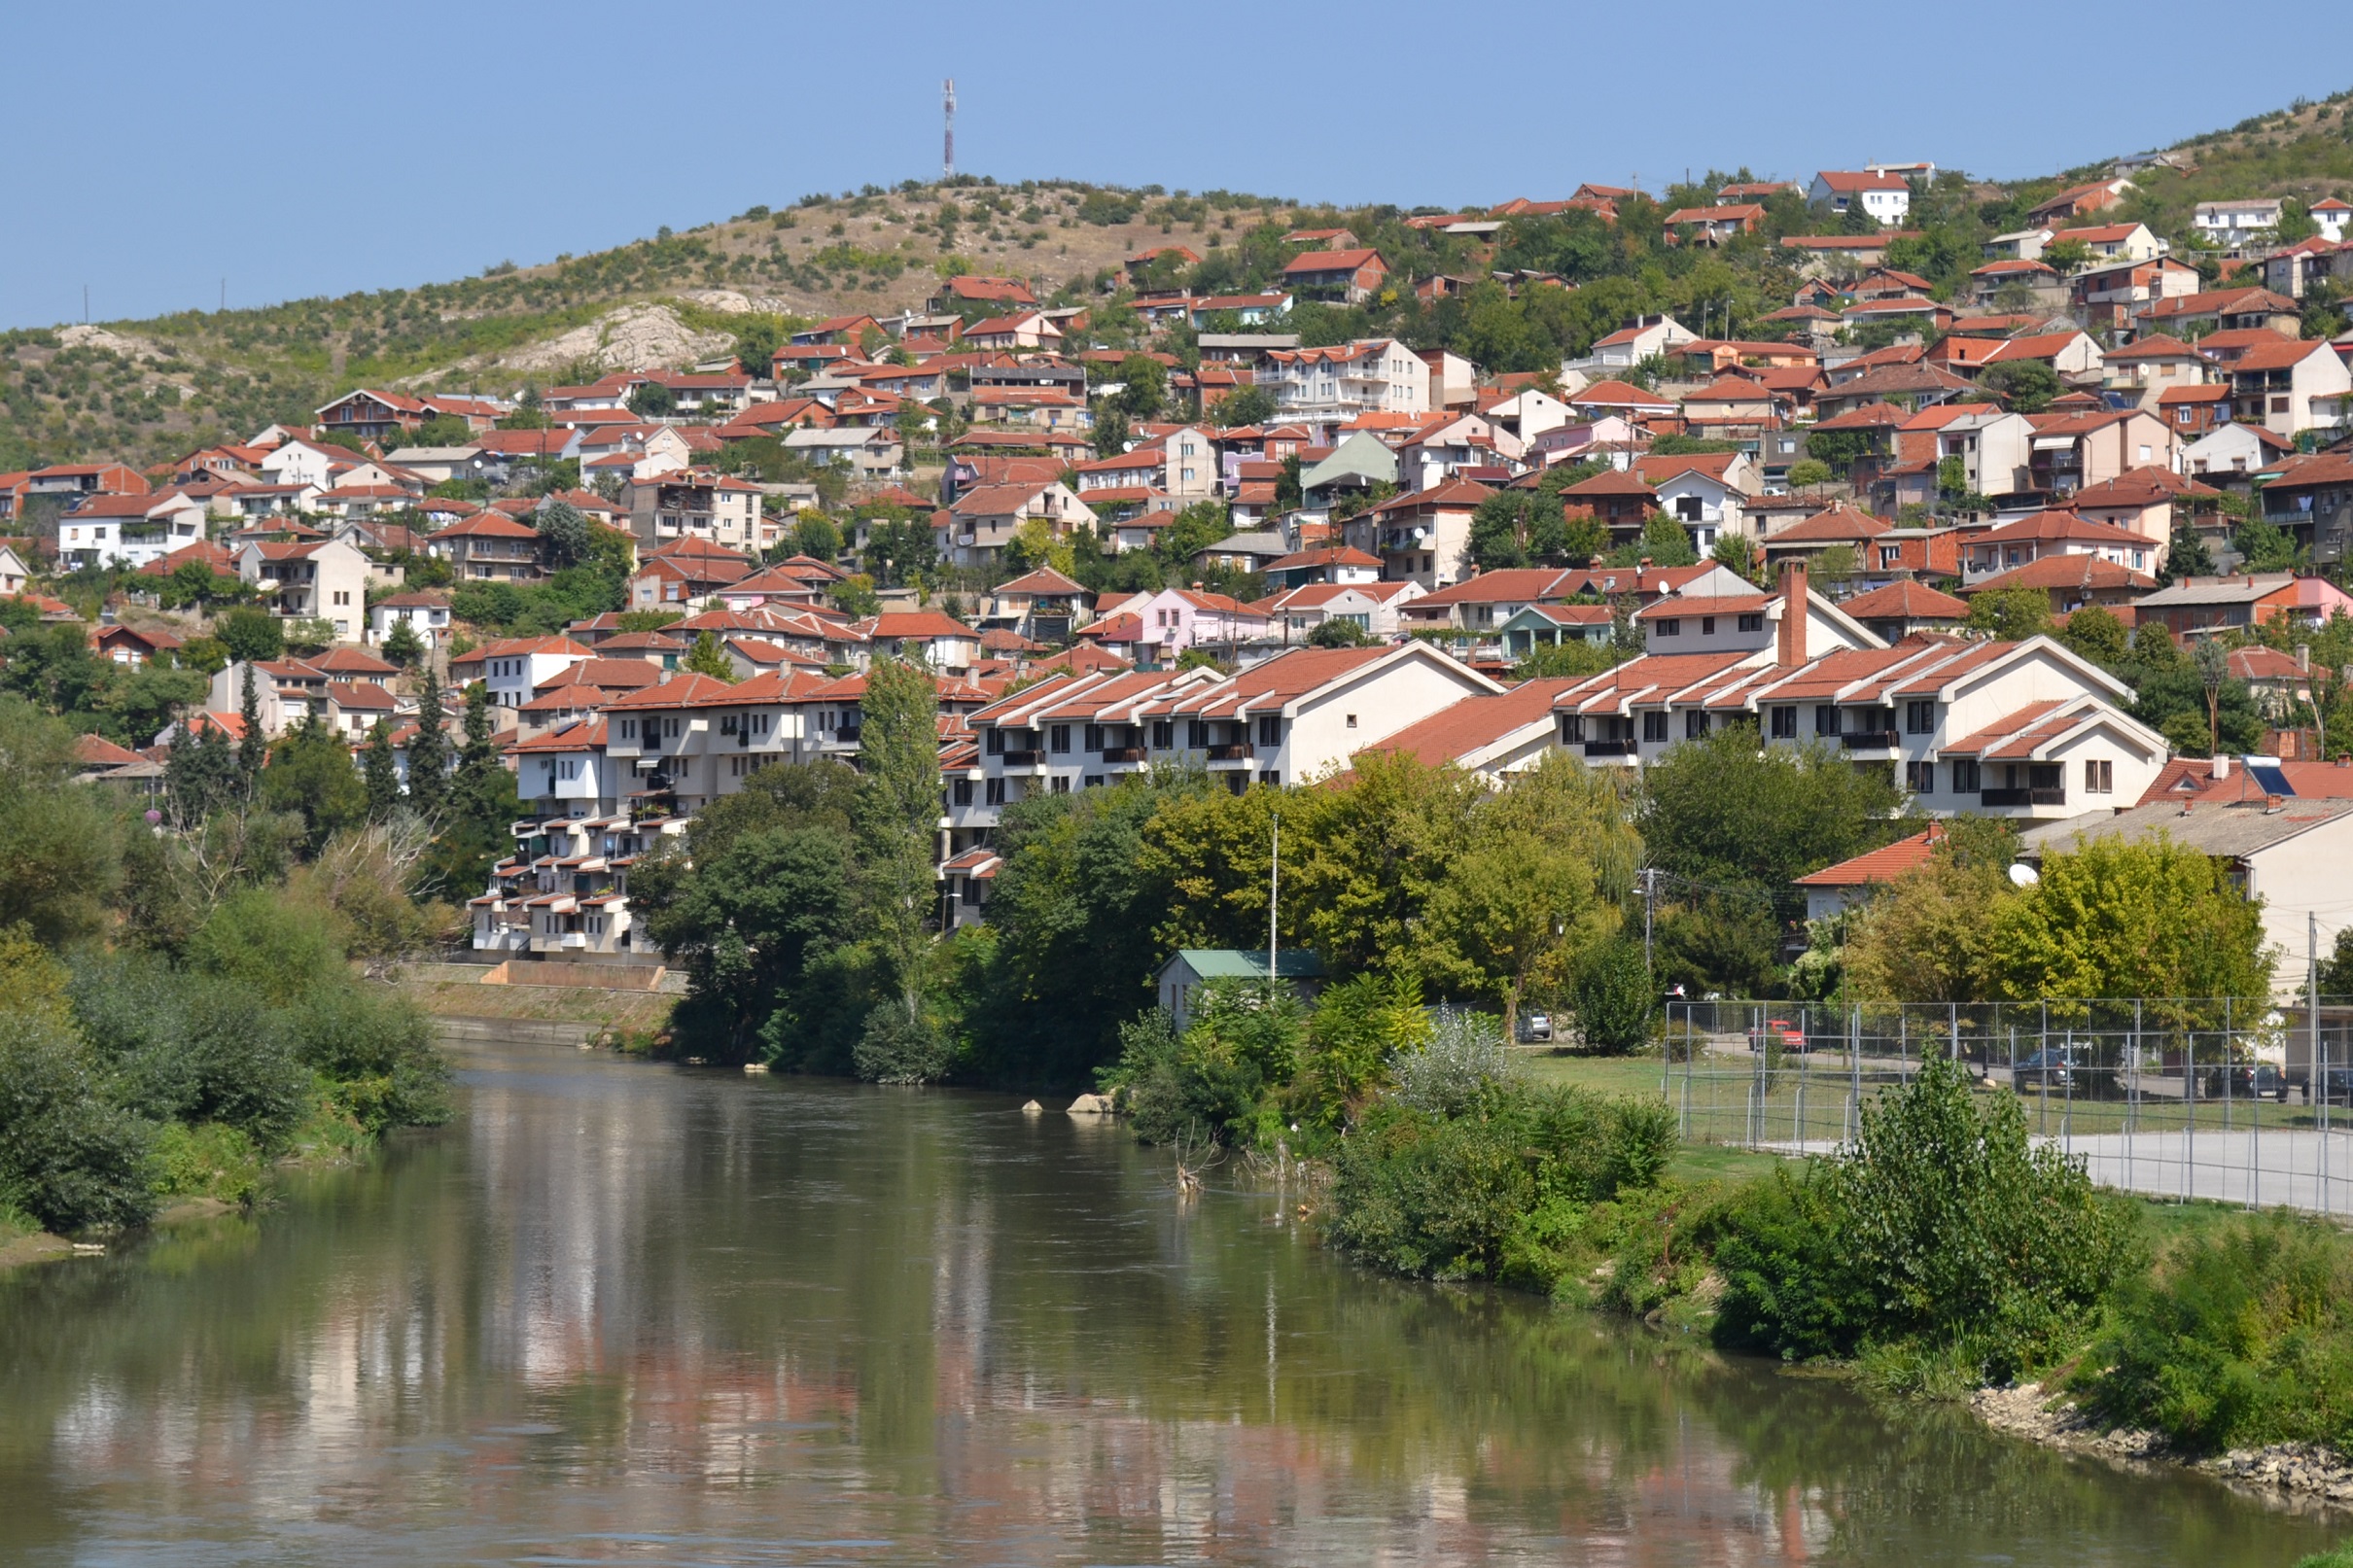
1974 1382 2353 1512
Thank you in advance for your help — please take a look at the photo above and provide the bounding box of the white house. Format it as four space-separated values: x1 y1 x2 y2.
1257 339 1431 427
2195 198 2285 249
235 538 370 639
369 591 452 647
54 491 208 571
1809 170 1912 226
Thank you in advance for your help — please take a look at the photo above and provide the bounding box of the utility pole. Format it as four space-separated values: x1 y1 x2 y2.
1639 866 1659 973
942 79 957 181
1268 812 1281 987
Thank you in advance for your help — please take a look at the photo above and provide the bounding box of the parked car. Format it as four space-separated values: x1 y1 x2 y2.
1517 1012 1553 1044
2212 1063 2286 1100
2013 1047 2077 1092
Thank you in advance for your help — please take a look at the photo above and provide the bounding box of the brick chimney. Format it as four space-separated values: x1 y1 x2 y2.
1777 560 1809 667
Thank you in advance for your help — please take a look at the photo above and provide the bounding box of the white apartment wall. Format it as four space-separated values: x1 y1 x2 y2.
1278 652 1494 783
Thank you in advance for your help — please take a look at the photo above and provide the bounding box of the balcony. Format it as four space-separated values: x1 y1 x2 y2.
1981 787 2066 808
1583 739 1639 757
1205 743 1250 762
1840 730 1901 751
1100 746 1147 763
999 749 1041 767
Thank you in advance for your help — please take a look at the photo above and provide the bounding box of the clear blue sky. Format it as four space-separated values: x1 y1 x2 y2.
7 2 2350 330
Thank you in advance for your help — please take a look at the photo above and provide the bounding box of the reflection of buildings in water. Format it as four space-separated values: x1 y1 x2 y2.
31 1058 1840 1564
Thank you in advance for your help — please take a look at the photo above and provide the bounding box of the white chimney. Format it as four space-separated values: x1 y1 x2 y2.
2211 753 2230 781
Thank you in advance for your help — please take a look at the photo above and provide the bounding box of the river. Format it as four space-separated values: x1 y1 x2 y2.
0 1037 2339 1565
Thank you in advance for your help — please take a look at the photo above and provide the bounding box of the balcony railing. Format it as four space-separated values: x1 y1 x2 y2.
1205 743 1249 761
1583 739 1639 757
1981 787 2066 808
1840 730 1901 750
1100 747 1147 763
1000 749 1041 767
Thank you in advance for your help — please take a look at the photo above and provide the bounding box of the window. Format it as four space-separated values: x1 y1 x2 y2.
1905 699 1936 735
1083 723 1105 750
1701 616 1715 636
1642 711 1668 743
1559 714 1584 745
1345 713 1357 729
984 778 1005 806
951 779 973 806
2086 757 2114 793
1685 710 1709 740
1186 719 1208 749
1151 720 1174 749
1049 724 1071 754
1738 613 1764 633
1656 618 1680 637
1050 776 1071 794
985 727 1002 755
1084 775 1105 789
1905 759 1935 793
1770 706 1798 739
1950 757 1982 793
1815 705 1841 737
1256 715 1282 747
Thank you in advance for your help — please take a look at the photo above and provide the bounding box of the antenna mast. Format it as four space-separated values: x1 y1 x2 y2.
942 78 956 181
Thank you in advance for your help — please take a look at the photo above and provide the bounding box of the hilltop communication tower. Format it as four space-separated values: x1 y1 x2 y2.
942 79 956 180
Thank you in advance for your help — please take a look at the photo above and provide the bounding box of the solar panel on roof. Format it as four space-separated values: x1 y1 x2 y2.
2243 758 2296 798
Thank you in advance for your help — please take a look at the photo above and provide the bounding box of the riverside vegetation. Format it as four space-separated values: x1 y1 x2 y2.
1140 979 2353 1494
0 691 453 1244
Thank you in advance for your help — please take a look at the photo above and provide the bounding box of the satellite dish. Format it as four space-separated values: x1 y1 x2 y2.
2008 862 2040 888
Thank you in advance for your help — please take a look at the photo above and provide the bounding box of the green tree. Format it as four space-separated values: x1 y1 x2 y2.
1115 354 1170 420
0 697 124 946
1211 384 1276 428
1155 499 1233 568
363 718 402 819
626 379 676 418
830 574 882 619
1709 533 1763 585
1306 617 1370 647
1785 458 1832 491
1843 819 2018 1004
1636 512 1698 567
380 618 425 669
854 659 944 1076
862 512 936 587
732 316 786 375
405 678 449 818
1569 936 1656 1055
215 608 284 663
2057 605 2129 668
2233 514 2300 573
1420 752 1638 1035
1640 726 1909 891
1980 360 2063 413
1989 836 2273 1019
2160 520 2216 585
260 716 369 854
535 499 592 569
790 513 843 561
1809 542 1859 589
1091 405 1130 459
1966 585 2054 641
682 631 737 681
235 665 265 794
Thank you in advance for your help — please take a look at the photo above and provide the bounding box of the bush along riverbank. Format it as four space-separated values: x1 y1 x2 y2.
1110 985 2353 1509
0 914 449 1251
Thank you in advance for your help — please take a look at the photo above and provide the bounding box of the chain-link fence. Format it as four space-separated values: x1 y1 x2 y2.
1659 997 2353 1214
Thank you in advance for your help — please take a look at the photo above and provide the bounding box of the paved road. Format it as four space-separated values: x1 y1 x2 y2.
1761 1128 2353 1212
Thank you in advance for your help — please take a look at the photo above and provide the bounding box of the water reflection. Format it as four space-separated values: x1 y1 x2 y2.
0 1041 2338 1565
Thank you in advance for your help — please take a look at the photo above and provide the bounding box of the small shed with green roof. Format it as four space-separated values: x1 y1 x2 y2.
1156 949 1328 1030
